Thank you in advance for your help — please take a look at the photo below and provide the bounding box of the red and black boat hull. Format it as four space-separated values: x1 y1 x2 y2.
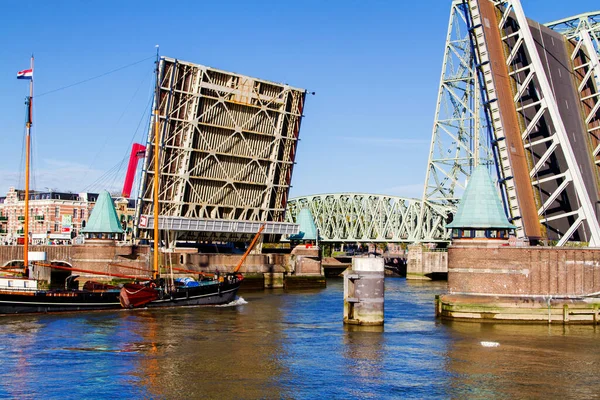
0 275 243 315
120 276 243 309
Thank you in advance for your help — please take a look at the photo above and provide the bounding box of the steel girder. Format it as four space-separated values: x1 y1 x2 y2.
419 1 600 245
419 0 495 241
465 0 600 245
286 194 451 243
136 57 306 241
546 12 600 161
545 12 600 39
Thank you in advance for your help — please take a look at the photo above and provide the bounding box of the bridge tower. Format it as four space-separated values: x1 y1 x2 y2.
421 0 600 246
419 0 494 242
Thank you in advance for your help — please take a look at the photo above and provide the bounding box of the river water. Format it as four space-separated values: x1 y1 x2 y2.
1 278 599 399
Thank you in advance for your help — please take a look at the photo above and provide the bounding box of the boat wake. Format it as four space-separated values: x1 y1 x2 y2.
216 297 248 307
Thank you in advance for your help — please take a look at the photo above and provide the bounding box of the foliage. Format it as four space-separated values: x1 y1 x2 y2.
377 243 388 252
263 243 290 249
547 240 589 247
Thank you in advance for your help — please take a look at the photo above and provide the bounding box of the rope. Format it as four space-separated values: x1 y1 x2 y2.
36 56 155 98
115 90 154 198
83 159 126 193
123 286 149 295
84 66 154 187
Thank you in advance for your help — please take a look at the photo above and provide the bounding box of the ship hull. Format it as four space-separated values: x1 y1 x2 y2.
121 278 243 309
0 290 122 314
146 281 241 308
0 279 243 315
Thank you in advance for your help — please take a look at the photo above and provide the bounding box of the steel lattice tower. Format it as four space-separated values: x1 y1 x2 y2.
421 0 600 245
419 0 494 242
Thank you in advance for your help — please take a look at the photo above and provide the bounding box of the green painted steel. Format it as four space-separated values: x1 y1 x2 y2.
82 191 124 234
545 11 600 37
286 193 451 243
420 1 600 245
289 208 318 241
418 1 494 242
447 166 516 229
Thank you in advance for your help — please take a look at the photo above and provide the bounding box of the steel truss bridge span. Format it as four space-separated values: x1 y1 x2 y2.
286 193 451 243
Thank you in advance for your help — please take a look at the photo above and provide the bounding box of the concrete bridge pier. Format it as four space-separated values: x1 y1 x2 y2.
406 244 448 280
343 257 384 326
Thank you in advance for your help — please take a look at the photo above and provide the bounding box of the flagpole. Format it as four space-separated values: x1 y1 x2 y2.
153 46 160 280
23 55 34 271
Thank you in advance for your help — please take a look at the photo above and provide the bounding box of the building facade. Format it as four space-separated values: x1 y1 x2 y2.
0 187 136 245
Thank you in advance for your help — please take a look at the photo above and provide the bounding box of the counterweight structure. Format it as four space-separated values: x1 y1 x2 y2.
422 0 600 245
136 57 305 241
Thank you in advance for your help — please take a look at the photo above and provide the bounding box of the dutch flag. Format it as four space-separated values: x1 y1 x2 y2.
17 68 33 80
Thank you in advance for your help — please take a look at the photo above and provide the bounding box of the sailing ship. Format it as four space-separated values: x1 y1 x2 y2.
0 56 123 313
0 53 256 314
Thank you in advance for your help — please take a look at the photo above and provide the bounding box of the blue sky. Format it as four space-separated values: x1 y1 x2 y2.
1 0 598 199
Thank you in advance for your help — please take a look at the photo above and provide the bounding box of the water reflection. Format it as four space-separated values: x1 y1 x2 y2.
343 327 384 391
128 294 289 399
443 321 600 399
1 317 42 398
0 279 599 399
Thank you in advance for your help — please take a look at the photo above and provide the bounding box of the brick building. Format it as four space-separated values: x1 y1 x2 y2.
0 187 137 245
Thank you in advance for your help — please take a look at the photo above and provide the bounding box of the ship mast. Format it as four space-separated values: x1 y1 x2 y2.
152 47 160 280
24 56 34 270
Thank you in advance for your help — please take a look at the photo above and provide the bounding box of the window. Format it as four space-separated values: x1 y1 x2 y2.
73 209 77 219
55 207 59 218
80 209 85 219
54 222 59 232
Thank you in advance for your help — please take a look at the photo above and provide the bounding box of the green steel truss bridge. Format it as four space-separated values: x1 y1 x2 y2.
287 2 600 244
286 194 449 243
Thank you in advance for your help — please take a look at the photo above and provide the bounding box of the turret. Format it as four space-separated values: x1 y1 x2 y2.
447 166 516 247
81 190 124 241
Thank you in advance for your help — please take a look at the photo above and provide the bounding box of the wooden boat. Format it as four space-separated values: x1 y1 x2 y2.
0 271 245 314
0 267 246 314
117 223 264 310
119 273 243 309
0 275 122 314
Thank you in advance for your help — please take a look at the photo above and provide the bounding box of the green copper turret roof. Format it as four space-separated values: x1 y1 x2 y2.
289 207 318 240
446 166 516 230
82 190 124 234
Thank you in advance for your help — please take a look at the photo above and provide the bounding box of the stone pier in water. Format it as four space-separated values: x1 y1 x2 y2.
343 257 384 326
